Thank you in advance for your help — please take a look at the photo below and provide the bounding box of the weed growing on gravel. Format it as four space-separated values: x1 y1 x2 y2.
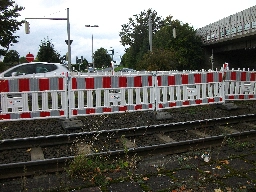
225 137 254 151
67 155 110 186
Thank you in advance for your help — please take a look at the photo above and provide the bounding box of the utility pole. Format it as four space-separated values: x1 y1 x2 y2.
67 8 71 71
149 14 152 52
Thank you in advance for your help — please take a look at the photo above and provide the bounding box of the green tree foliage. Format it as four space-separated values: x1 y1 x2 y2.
119 10 204 71
0 61 6 72
3 50 19 64
94 47 112 68
119 9 164 70
0 0 25 56
137 48 177 71
37 37 61 63
73 57 88 71
19 56 27 63
154 16 204 70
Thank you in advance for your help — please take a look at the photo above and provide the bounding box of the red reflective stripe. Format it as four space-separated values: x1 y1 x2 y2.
135 104 142 110
168 76 175 85
59 110 65 116
58 78 64 90
19 79 30 91
183 100 189 105
72 109 78 115
103 107 112 112
219 73 223 82
157 76 162 86
250 72 256 81
86 108 95 114
119 76 127 87
0 80 9 92
103 77 111 88
39 78 49 91
72 78 77 89
194 74 201 83
86 78 94 89
207 73 213 82
228 95 234 99
0 114 10 119
182 74 188 84
169 102 176 107
134 76 142 87
40 111 50 117
239 95 244 99
208 98 214 103
119 106 127 111
241 72 246 81
149 104 153 109
196 99 202 104
158 103 163 108
148 76 152 86
249 95 254 99
231 71 236 80
20 112 31 118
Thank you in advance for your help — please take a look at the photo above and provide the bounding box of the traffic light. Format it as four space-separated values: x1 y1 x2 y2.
25 21 30 34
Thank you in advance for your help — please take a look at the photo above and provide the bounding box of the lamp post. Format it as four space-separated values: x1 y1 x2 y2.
85 25 99 69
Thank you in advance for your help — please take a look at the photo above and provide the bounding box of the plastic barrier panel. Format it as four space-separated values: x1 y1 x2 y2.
224 70 256 100
155 71 225 110
0 75 68 122
68 73 155 117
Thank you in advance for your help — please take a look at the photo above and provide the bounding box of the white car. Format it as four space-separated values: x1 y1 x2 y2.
0 62 69 78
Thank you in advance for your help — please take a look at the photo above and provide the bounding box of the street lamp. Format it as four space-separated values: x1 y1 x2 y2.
85 25 99 69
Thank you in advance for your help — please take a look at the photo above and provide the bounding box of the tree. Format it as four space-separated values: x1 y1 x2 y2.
0 0 25 56
137 48 177 71
154 16 204 70
94 48 112 68
19 56 27 63
119 10 204 71
119 9 164 69
37 37 61 63
3 50 19 64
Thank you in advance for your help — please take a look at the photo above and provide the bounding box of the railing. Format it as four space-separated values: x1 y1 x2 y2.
196 5 256 44
0 66 255 122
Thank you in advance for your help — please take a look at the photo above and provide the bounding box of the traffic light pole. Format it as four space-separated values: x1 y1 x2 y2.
25 8 72 71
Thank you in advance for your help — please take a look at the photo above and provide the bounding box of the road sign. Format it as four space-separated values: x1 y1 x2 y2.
26 53 34 62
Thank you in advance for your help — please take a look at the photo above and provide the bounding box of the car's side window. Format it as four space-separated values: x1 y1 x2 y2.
36 64 57 73
4 64 35 77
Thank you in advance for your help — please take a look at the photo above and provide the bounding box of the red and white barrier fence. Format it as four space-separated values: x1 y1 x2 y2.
0 64 255 122
0 75 68 121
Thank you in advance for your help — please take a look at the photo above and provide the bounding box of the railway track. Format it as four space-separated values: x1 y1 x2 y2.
1 113 256 179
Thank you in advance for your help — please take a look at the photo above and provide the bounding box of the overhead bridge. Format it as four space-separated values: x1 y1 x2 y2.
196 5 256 69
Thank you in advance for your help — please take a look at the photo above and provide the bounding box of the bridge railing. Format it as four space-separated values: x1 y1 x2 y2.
0 67 256 122
196 5 256 44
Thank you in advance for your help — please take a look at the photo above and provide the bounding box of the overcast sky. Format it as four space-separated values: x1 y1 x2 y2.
5 0 256 64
